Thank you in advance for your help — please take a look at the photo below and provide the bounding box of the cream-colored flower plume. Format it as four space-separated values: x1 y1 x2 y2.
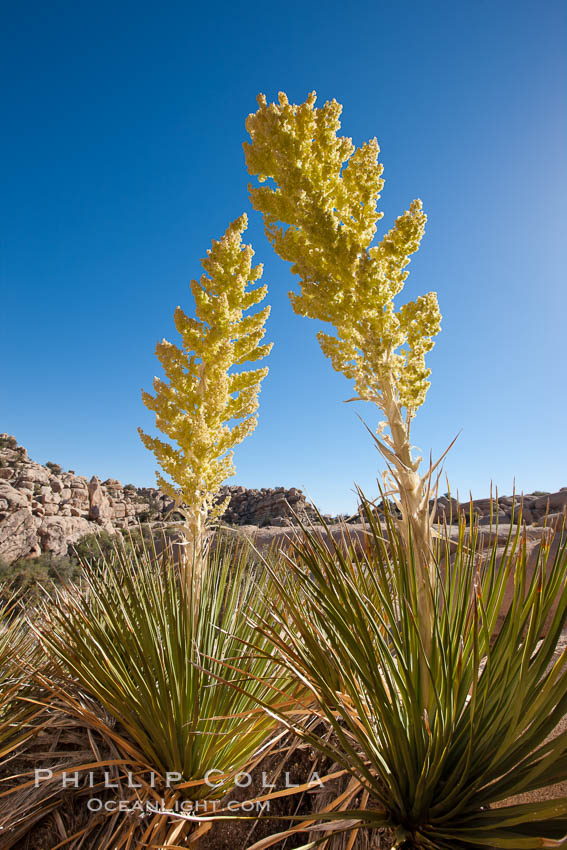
139 214 271 551
244 91 441 424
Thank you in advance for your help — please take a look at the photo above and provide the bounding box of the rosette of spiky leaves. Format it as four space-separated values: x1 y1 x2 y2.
36 535 296 848
139 214 272 548
244 498 567 849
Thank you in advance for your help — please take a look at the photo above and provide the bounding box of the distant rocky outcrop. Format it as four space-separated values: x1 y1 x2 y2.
0 435 320 564
1 433 566 566
218 484 319 527
428 490 567 527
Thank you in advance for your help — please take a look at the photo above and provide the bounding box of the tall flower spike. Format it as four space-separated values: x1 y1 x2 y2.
244 92 440 424
245 92 442 692
139 214 271 583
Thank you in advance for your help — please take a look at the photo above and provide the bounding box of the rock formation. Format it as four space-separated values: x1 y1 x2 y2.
0 435 320 563
0 433 565 566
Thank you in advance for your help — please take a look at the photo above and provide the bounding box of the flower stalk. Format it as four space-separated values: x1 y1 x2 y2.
139 214 272 594
244 91 441 674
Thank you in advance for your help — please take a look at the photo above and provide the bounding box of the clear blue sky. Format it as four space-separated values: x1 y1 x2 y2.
2 0 566 515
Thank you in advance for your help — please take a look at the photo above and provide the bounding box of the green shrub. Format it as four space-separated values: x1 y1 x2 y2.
0 553 80 597
72 529 119 565
46 461 63 475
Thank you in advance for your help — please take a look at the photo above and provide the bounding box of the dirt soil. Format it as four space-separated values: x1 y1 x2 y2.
2 732 392 850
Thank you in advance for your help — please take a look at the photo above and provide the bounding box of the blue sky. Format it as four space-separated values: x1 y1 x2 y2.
2 0 566 514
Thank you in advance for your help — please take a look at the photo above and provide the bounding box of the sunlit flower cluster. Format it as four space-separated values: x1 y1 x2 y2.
244 91 441 423
139 214 271 532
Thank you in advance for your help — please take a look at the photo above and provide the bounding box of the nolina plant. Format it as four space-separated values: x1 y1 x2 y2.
230 90 567 849
244 500 567 849
244 91 442 663
23 219 287 849
37 536 293 849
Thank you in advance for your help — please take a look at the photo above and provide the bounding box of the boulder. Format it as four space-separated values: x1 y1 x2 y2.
15 464 51 486
38 516 102 557
533 490 567 513
0 483 30 511
39 491 60 505
518 506 535 524
0 509 42 562
534 511 566 529
431 497 459 522
88 476 113 523
71 489 89 502
493 528 566 633
470 498 499 513
478 511 509 525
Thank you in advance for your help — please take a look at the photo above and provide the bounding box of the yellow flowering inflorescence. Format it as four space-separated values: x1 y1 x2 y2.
245 92 442 670
139 214 271 542
244 91 441 424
